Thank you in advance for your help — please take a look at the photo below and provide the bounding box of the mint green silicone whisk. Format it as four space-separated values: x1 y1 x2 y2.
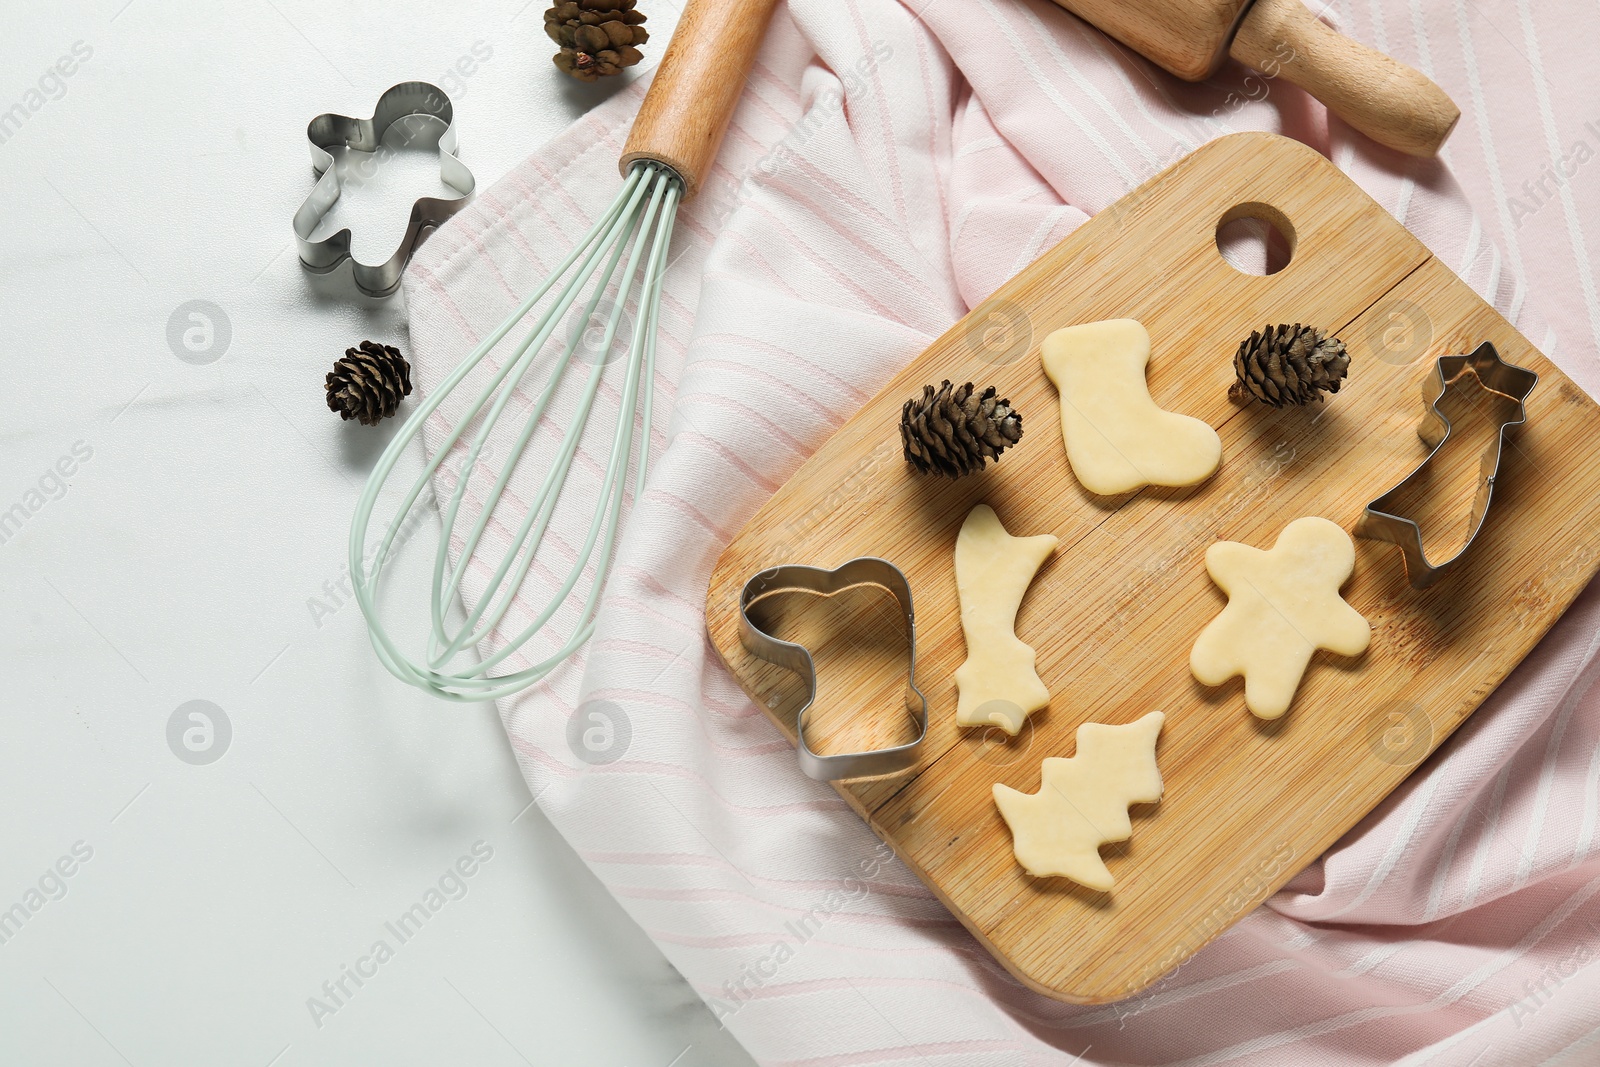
349 162 678 701
348 0 778 701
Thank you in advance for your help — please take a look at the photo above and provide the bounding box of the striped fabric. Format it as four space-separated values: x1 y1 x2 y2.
402 0 1600 1063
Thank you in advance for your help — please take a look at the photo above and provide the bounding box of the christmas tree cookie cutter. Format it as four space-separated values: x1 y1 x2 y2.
738 558 928 781
293 81 476 299
1356 342 1538 588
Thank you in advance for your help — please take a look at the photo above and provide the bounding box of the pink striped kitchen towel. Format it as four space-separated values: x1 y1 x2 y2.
403 0 1600 1062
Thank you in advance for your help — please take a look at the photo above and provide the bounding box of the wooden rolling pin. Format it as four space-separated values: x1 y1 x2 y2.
1047 0 1459 157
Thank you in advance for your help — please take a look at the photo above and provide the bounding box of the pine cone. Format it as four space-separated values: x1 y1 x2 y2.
326 341 412 426
1229 323 1350 407
900 381 1023 479
545 0 648 82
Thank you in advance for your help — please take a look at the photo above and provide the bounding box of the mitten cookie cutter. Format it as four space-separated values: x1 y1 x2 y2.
293 81 476 299
1356 342 1538 588
739 558 928 781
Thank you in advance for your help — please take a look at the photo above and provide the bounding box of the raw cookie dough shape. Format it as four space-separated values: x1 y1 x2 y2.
954 505 1059 736
993 711 1165 890
1042 319 1223 495
1190 516 1371 719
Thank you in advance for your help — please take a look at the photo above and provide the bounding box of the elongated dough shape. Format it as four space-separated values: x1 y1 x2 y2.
1042 319 1222 495
954 505 1058 735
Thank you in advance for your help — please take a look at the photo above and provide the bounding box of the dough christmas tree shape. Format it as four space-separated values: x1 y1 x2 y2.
1041 318 1222 495
1190 516 1372 719
993 711 1165 891
954 504 1058 735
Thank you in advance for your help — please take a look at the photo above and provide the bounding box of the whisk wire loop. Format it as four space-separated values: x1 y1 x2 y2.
426 176 659 658
350 161 683 701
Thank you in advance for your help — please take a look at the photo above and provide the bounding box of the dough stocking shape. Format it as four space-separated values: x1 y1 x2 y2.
954 505 1058 735
993 711 1165 891
1042 318 1222 495
1190 516 1372 719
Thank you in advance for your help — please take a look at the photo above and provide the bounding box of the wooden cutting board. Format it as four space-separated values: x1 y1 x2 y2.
703 132 1600 1004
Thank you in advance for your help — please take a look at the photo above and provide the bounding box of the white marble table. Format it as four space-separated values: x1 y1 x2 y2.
0 1 754 1063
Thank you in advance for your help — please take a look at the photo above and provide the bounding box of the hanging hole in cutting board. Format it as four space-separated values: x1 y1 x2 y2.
1215 202 1296 276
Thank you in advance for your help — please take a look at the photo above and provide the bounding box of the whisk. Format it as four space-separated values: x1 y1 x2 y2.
350 0 779 701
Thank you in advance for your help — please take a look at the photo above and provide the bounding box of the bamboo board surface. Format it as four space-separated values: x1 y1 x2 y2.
703 133 1600 1003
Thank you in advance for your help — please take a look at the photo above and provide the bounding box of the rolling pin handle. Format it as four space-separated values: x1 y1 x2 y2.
1230 0 1460 158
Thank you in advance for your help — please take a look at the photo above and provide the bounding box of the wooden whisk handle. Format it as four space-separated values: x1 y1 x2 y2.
620 0 781 199
1231 0 1459 158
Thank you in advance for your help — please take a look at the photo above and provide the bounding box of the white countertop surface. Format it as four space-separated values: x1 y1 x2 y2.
0 1 755 1064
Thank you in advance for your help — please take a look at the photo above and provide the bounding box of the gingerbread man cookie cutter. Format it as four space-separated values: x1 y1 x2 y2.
293 81 476 299
738 558 928 781
1356 342 1538 588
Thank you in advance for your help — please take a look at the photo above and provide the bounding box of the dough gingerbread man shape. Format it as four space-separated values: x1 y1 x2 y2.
1190 516 1371 719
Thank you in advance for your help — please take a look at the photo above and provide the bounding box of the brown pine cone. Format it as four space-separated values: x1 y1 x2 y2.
545 0 648 82
900 380 1023 479
1229 323 1350 407
326 341 412 426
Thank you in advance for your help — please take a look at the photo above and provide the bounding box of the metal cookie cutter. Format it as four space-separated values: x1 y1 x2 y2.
1356 341 1538 588
293 82 476 299
739 558 929 781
